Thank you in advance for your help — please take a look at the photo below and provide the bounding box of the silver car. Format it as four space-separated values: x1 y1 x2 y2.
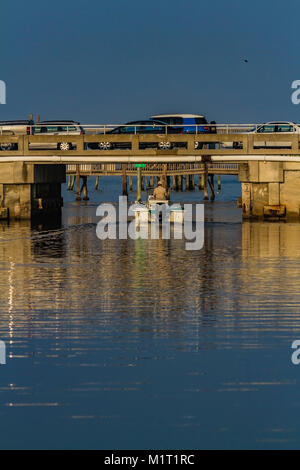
30 121 85 150
223 121 300 149
253 121 300 148
0 120 34 150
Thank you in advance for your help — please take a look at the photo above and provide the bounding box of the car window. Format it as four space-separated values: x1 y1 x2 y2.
276 124 294 132
58 126 77 132
119 126 135 133
154 117 183 126
195 117 207 125
184 118 196 125
141 124 164 133
257 125 276 133
33 126 47 134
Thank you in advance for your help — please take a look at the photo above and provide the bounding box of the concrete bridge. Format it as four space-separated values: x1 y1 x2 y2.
1 129 300 220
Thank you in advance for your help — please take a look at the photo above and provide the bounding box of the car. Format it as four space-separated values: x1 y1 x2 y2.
151 114 217 149
0 120 34 150
90 120 182 150
0 119 34 135
253 121 300 148
31 120 85 150
224 121 300 149
150 114 216 134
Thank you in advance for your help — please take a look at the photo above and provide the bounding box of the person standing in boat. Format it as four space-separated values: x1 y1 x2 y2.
153 181 169 200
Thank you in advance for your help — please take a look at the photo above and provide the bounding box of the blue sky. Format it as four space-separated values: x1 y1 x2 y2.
1 0 299 123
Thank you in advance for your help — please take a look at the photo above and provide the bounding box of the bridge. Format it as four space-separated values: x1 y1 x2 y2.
0 124 300 220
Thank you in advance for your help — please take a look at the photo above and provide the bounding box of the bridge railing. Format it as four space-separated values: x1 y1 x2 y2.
66 162 239 174
1 123 298 135
0 131 299 158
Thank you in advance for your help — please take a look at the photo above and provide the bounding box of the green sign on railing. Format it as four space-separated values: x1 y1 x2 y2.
135 164 146 168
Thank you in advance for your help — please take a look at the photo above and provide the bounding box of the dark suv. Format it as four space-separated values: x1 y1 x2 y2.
91 120 182 150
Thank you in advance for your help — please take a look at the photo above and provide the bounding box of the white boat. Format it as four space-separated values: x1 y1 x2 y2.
132 196 184 224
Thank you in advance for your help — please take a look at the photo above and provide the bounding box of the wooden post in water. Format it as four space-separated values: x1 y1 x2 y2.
122 164 127 195
199 173 204 190
185 175 190 191
178 175 182 191
95 176 100 190
70 175 75 190
129 176 133 191
217 175 221 191
150 176 154 188
209 174 215 201
190 174 195 190
162 164 167 188
203 163 209 200
67 175 72 190
81 176 89 201
172 175 178 191
76 165 81 201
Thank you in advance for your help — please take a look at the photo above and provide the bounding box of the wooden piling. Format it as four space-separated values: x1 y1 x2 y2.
95 176 100 190
76 165 81 201
178 175 182 191
209 174 215 201
217 175 221 191
185 175 190 191
162 164 167 188
129 175 133 191
199 172 204 190
190 174 195 190
172 175 178 191
122 164 127 195
81 176 89 201
203 163 209 200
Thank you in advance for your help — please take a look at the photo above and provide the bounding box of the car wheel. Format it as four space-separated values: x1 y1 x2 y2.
98 142 112 150
233 142 242 149
0 143 12 151
58 142 72 151
158 141 171 150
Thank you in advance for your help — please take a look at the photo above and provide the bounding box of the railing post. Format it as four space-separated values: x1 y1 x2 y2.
292 135 299 153
132 135 139 152
76 135 84 152
18 135 25 154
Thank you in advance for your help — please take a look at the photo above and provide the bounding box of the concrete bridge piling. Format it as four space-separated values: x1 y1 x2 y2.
0 162 65 220
239 161 300 219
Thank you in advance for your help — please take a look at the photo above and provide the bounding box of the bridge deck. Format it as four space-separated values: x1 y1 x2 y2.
0 133 299 163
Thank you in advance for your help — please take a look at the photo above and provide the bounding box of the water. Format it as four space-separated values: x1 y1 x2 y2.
0 176 300 449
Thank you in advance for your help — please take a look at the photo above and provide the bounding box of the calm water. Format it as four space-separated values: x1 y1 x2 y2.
1 176 300 449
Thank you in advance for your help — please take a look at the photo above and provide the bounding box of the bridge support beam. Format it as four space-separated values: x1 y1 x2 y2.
239 161 300 219
0 162 65 220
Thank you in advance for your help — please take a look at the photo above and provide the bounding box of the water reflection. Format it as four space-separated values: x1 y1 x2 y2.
0 208 300 448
